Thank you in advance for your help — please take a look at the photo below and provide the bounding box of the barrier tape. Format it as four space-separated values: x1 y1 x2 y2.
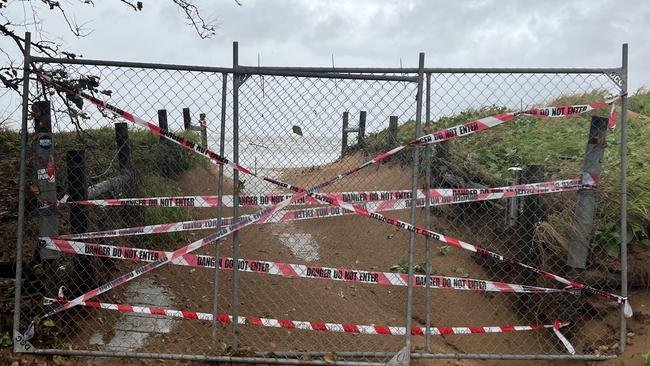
410 95 620 146
40 238 578 295
35 72 616 208
522 100 613 118
608 104 618 129
57 178 587 208
36 73 628 321
57 178 586 240
39 194 298 318
553 320 576 355
34 71 420 319
43 296 572 348
300 187 631 314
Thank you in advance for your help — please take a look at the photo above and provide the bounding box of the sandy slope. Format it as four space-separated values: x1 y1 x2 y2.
4 155 648 366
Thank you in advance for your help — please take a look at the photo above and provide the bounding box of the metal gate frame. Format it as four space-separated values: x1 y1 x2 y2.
11 32 629 364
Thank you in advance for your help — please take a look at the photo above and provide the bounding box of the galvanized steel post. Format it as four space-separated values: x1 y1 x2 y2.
404 52 425 362
341 111 349 158
619 43 629 353
211 73 229 352
12 31 31 352
231 41 241 350
423 72 432 352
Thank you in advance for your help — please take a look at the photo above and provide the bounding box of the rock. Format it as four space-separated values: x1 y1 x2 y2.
323 352 338 364
597 345 609 353
627 331 635 337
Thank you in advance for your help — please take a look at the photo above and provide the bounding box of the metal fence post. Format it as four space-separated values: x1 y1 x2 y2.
231 41 241 350
619 42 629 354
341 111 349 158
33 100 59 260
423 72 432 353
13 31 31 352
211 73 228 352
403 52 425 364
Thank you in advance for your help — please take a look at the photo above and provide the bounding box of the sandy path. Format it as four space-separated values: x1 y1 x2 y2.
4 155 649 366
151 155 565 358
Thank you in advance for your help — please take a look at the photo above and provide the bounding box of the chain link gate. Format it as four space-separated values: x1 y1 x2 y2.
11 36 630 364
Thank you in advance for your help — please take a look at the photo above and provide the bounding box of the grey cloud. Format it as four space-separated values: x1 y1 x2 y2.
2 0 649 91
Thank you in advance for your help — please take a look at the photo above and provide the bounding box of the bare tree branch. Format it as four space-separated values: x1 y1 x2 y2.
171 0 217 39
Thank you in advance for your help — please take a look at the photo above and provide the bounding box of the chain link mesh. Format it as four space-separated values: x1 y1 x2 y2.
11 59 625 363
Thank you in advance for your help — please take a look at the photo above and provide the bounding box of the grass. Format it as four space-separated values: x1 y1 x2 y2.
365 90 650 260
628 88 650 117
42 127 208 246
0 124 208 256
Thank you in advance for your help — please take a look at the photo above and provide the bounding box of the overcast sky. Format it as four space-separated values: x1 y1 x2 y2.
2 0 649 127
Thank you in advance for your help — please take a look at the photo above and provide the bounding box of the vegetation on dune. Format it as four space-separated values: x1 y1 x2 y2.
51 126 208 246
364 90 650 265
628 88 650 117
0 125 207 260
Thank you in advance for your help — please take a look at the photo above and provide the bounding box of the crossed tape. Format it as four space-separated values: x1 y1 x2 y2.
34 73 629 325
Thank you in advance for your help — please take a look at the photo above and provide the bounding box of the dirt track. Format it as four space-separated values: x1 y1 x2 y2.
4 156 649 366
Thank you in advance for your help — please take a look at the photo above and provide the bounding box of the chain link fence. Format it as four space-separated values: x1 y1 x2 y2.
9 42 629 364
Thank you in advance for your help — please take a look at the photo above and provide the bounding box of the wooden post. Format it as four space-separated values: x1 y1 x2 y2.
517 165 546 280
521 165 546 225
183 107 191 131
358 111 366 147
115 122 130 171
199 113 208 148
388 116 398 148
506 167 522 228
32 101 59 260
67 149 94 292
341 111 349 158
435 139 449 161
67 150 88 235
157 109 168 142
568 116 608 269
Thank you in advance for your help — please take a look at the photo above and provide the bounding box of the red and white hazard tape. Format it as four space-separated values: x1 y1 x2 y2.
57 178 586 240
409 95 620 146
58 178 587 208
36 73 627 321
40 238 578 295
40 174 325 318
302 188 631 315
35 72 617 206
43 296 572 350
